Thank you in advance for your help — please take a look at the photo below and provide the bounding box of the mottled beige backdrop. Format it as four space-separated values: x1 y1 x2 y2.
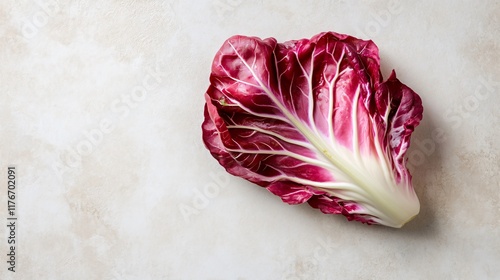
1 1 499 279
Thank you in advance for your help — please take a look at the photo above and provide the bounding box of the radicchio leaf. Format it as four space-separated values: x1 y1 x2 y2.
202 32 423 228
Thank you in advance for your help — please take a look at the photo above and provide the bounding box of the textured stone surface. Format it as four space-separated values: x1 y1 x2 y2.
1 1 498 279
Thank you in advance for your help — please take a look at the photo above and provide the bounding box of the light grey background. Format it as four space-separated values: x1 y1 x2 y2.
1 1 499 279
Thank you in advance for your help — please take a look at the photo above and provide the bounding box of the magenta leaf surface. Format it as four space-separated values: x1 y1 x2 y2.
202 32 423 228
